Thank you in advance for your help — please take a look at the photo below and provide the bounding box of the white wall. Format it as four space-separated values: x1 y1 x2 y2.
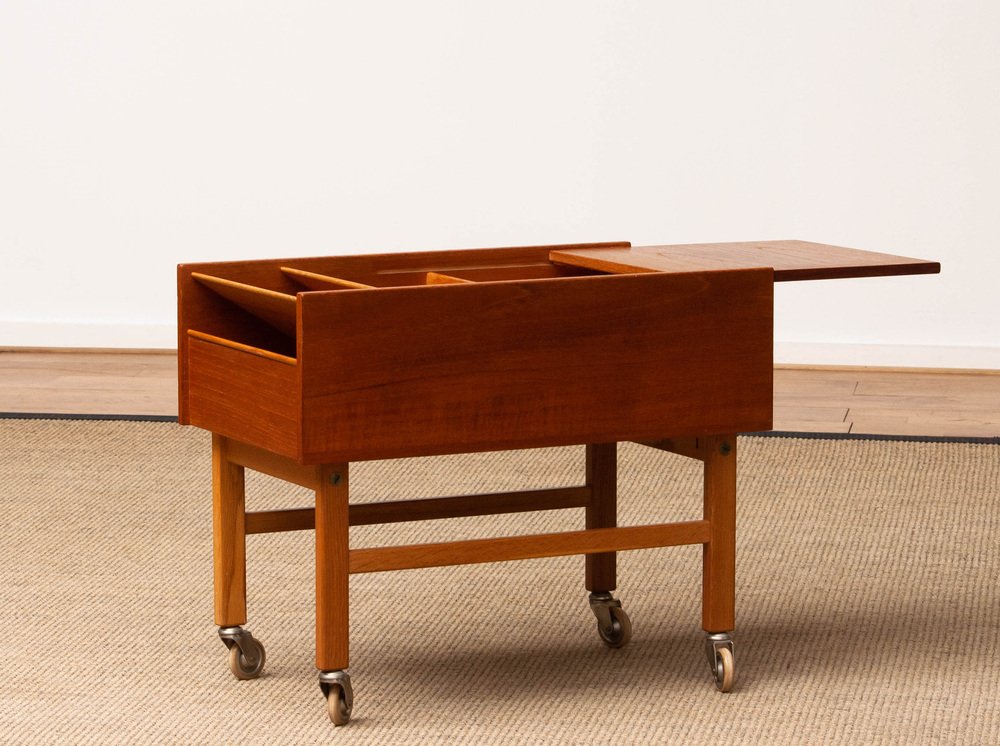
2 1 998 367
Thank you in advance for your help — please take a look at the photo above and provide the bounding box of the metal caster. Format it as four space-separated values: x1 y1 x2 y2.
589 592 633 649
319 670 354 726
705 632 735 692
219 626 266 680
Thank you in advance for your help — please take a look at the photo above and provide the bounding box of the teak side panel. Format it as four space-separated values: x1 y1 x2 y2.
550 240 941 282
296 270 774 463
185 336 301 459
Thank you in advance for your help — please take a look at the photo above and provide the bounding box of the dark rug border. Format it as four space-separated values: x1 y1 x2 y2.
748 429 999 446
2 412 996 445
1 412 179 423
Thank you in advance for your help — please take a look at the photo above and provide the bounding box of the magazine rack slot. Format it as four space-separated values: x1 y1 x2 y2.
191 273 297 337
187 329 297 366
281 267 375 291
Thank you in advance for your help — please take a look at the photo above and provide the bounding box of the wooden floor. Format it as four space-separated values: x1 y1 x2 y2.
1 350 998 438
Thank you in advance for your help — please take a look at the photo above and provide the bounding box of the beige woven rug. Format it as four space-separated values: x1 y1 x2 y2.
1 419 998 744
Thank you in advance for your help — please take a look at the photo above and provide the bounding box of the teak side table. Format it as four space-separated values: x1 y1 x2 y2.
177 239 939 725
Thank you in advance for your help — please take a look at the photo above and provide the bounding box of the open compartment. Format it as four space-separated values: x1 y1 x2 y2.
177 242 633 455
178 241 633 360
179 240 781 463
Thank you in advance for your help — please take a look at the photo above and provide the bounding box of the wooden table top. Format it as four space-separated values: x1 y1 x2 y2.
549 240 940 282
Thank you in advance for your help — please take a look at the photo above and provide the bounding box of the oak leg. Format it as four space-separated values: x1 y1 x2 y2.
213 434 247 627
585 443 617 592
315 463 350 672
702 435 736 633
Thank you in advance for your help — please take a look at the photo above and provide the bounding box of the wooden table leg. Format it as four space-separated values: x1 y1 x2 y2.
213 434 268 680
315 462 354 724
315 462 350 672
585 443 617 592
702 434 736 633
584 443 633 647
213 434 247 627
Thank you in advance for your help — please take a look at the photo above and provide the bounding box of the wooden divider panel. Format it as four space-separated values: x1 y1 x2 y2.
191 273 298 336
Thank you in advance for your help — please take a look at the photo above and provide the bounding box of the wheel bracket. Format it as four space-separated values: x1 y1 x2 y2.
219 625 261 667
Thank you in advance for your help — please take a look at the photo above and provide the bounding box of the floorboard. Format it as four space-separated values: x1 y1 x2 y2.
1 350 998 438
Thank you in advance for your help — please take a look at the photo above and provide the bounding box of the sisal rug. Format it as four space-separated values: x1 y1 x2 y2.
1 419 998 745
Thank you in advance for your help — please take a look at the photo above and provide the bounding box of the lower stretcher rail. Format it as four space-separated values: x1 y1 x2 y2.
244 485 593 534
349 521 712 574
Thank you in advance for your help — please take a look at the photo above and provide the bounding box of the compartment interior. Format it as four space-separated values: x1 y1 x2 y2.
186 253 615 361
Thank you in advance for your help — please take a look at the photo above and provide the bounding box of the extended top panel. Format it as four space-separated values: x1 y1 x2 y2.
549 240 941 282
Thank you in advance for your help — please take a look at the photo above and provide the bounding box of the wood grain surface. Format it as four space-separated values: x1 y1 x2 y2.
550 240 940 281
296 269 773 462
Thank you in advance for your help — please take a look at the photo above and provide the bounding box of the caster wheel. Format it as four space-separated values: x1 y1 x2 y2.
713 646 735 692
227 636 266 680
320 671 354 726
326 684 352 725
597 606 632 649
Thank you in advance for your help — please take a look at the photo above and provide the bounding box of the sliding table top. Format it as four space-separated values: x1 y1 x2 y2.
549 240 940 282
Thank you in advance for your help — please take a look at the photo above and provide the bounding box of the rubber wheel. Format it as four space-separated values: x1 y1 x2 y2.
228 638 266 680
597 606 633 649
715 646 735 692
326 683 352 725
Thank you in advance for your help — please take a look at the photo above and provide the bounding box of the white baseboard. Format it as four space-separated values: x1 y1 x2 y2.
775 342 1000 371
2 321 998 371
0 321 176 350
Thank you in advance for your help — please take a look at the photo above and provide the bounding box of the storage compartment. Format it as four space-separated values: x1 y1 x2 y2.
178 241 776 464
178 241 631 360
